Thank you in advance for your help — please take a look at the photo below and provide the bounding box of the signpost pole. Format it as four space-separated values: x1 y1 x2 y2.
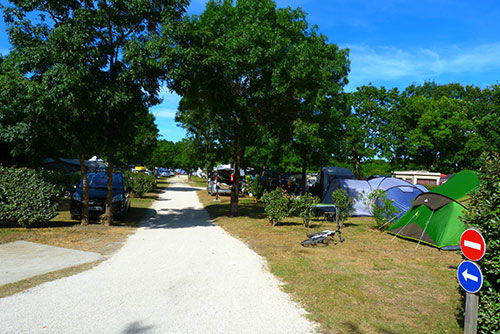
464 292 478 334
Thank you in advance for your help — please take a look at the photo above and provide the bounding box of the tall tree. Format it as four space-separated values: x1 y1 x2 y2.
345 86 398 178
3 0 189 225
166 0 349 214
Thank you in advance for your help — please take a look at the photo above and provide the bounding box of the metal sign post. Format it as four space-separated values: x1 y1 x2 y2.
459 228 486 334
464 293 479 334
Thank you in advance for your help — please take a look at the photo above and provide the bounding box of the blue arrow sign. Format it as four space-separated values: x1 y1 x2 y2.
458 261 483 294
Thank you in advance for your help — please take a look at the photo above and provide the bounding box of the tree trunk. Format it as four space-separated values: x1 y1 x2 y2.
104 161 114 226
353 156 361 180
79 154 89 225
230 118 241 216
301 151 307 195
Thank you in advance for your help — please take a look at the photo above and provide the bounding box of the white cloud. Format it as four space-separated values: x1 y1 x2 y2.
151 105 177 119
345 42 500 89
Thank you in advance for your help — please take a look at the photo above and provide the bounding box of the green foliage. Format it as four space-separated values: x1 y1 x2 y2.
0 166 60 227
331 188 354 226
125 171 156 198
167 0 349 213
291 192 319 228
247 177 265 199
261 188 294 226
461 152 500 333
39 169 81 196
362 189 400 230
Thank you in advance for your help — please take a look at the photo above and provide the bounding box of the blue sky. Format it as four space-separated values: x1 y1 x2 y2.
2 0 500 142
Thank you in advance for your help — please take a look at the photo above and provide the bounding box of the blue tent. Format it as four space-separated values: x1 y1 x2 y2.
318 167 356 208
322 175 428 217
368 177 428 219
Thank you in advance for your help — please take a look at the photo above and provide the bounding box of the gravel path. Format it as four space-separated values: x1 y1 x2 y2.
0 176 318 334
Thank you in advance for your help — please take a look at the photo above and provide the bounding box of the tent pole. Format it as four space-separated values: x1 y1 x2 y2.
416 210 434 248
391 212 418 242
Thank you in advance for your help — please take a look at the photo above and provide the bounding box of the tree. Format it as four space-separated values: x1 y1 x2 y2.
175 96 230 174
460 153 500 333
3 0 189 225
344 86 398 178
166 0 349 214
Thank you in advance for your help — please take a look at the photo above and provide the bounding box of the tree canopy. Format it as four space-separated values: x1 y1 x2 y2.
166 0 349 212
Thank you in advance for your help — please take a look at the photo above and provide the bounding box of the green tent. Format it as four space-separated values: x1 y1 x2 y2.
387 170 479 249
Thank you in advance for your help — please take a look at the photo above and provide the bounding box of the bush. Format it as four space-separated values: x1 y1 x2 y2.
0 166 60 227
125 171 156 197
460 153 500 333
362 189 400 230
40 169 81 196
261 188 294 226
246 177 265 199
331 188 354 226
292 192 319 228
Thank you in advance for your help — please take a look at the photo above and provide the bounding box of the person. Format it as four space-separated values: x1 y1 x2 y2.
280 177 288 193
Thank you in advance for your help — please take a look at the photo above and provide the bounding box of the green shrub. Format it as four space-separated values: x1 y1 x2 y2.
331 188 354 226
0 166 60 227
247 177 265 199
460 153 500 333
40 169 81 196
261 188 294 226
125 171 156 197
362 189 400 230
292 192 319 228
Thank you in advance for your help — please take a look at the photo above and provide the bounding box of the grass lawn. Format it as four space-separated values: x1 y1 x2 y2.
197 190 464 334
0 178 169 298
188 175 207 188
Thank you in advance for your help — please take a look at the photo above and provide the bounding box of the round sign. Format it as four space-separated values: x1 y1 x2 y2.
457 261 483 294
460 228 486 261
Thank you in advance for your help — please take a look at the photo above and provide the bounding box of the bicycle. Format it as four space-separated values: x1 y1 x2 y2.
300 229 343 246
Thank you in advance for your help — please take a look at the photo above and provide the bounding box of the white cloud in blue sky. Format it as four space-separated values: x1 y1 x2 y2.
346 42 500 90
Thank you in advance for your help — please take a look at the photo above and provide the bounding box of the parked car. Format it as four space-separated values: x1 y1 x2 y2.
70 172 131 220
207 165 244 196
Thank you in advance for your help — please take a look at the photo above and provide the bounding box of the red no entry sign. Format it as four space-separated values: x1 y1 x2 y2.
460 228 486 261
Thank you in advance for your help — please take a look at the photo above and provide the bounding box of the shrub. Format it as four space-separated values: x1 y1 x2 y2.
261 188 294 226
331 188 354 226
362 189 400 230
460 153 500 333
40 169 81 197
125 171 156 197
0 166 60 227
247 177 265 199
292 192 319 228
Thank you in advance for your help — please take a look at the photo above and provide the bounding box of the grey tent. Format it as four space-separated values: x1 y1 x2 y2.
318 167 356 206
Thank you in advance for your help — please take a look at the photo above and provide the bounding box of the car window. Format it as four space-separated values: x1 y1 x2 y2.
217 170 232 183
81 174 123 189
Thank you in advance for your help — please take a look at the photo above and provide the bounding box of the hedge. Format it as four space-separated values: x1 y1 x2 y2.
0 166 60 227
461 152 500 333
125 171 156 197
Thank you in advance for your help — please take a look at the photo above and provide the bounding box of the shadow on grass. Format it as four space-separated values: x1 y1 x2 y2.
201 197 267 220
342 322 396 334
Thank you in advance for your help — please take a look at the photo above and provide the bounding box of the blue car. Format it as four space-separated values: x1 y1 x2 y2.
70 172 131 220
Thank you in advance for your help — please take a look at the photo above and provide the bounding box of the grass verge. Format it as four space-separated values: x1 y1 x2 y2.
0 178 169 298
197 190 463 334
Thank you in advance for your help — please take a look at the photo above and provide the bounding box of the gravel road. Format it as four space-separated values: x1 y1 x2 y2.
0 176 318 334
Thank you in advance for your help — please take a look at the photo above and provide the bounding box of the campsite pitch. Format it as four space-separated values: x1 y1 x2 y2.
198 190 464 333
